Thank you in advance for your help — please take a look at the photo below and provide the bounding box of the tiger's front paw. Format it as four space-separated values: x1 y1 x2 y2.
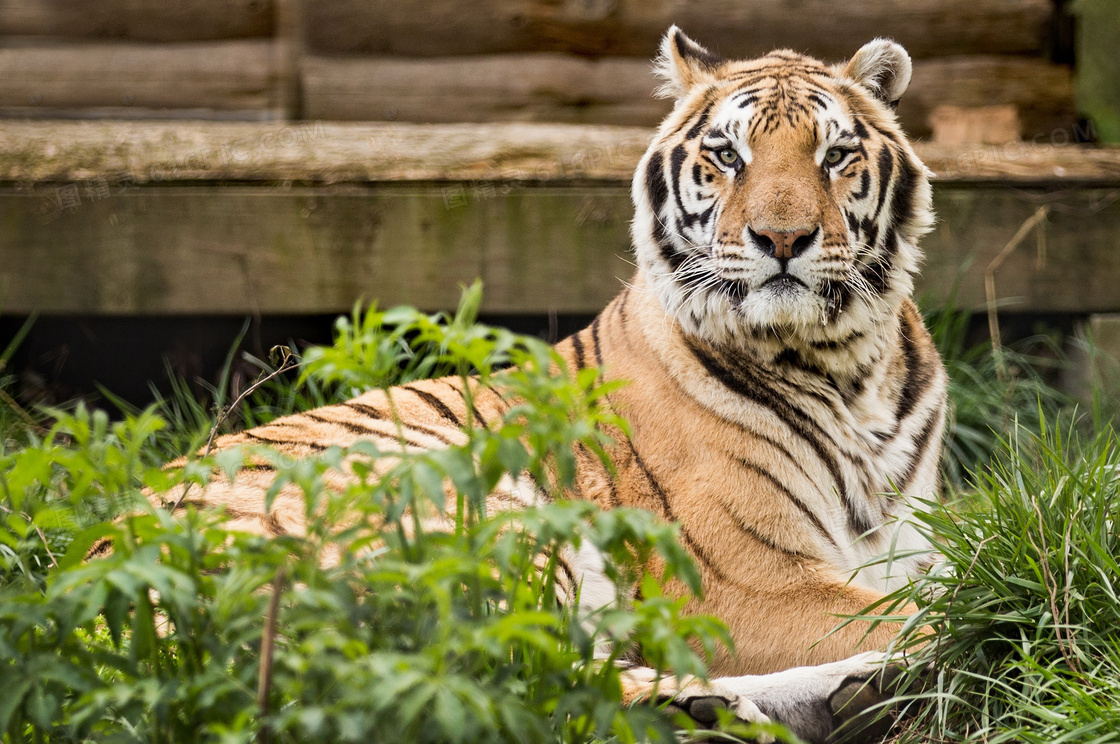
665 681 775 741
668 652 907 744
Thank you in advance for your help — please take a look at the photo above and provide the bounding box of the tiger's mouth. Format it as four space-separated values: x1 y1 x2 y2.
711 269 815 302
760 272 808 289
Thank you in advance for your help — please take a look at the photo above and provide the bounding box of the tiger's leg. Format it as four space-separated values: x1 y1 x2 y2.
621 651 908 744
605 565 924 744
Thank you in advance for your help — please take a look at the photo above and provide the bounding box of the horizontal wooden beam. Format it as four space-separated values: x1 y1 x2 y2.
3 183 1119 316
0 42 280 119
0 0 273 41
303 0 1053 60
3 122 1118 185
301 54 1075 141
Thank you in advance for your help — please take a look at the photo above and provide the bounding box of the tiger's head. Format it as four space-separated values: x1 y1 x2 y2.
632 28 933 360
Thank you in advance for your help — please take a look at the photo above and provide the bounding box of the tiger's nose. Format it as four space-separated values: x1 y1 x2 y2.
750 227 817 260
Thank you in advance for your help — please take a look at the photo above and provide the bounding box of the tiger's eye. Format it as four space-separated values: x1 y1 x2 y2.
824 147 845 166
718 148 739 166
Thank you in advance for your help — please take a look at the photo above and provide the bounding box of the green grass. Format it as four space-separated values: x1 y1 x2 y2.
863 419 1120 743
922 302 1071 490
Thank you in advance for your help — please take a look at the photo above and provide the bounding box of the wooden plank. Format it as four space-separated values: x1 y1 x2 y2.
300 54 1075 140
273 0 304 120
303 0 1052 60
5 121 1119 186
0 42 280 119
905 56 1075 141
0 121 654 183
0 0 273 40
919 187 1120 314
3 183 1120 316
0 186 636 315
301 54 669 127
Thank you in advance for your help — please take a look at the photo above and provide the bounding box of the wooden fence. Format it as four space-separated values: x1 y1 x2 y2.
0 0 1082 144
4 121 1120 318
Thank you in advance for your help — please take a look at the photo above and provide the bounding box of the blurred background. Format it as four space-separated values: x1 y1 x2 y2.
0 0 1118 412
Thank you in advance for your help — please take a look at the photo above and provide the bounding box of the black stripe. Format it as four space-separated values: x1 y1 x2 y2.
860 231 895 296
645 151 668 217
306 411 382 437
672 29 723 70
85 537 114 558
339 402 450 447
569 330 587 370
179 500 258 521
404 384 463 428
605 473 621 508
590 316 604 367
644 151 684 271
616 287 631 324
669 144 691 224
889 155 919 228
898 408 941 492
821 278 852 322
742 428 817 488
687 343 873 535
684 102 712 139
736 458 837 551
852 169 871 200
262 511 287 536
554 552 578 593
808 330 865 350
575 441 621 509
806 91 829 109
440 379 488 427
736 93 758 108
749 350 842 421
342 400 386 420
631 448 733 584
895 319 928 424
715 493 817 562
400 420 454 446
244 432 326 452
872 146 895 223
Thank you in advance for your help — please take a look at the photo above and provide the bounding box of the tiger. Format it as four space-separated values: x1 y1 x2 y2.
137 28 948 743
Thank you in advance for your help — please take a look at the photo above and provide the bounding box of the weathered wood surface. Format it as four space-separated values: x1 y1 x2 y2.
0 0 273 40
0 121 654 183
5 122 1120 186
300 54 1075 140
4 185 1120 316
0 42 279 119
0 186 637 315
301 54 667 128
303 0 1053 59
906 56 1076 142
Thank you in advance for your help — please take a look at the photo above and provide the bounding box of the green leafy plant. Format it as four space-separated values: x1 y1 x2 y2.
0 286 733 744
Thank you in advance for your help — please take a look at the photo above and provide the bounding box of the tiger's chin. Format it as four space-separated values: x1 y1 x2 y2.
732 283 832 335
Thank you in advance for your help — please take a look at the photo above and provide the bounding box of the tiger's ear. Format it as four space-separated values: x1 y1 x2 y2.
654 26 723 99
842 39 912 108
